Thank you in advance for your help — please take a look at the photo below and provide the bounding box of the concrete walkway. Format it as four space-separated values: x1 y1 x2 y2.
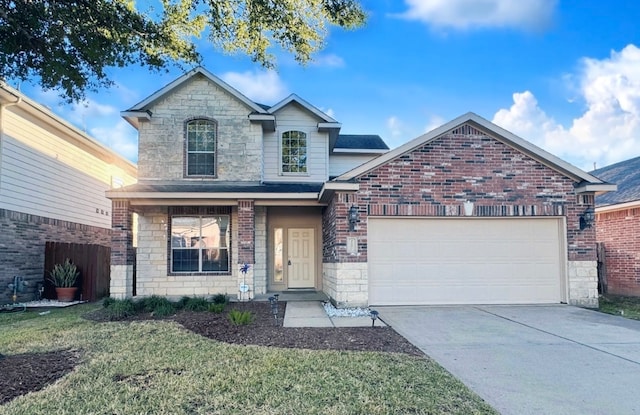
283 301 386 327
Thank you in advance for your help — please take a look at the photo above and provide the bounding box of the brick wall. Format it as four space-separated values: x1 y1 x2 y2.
596 207 640 296
237 200 255 265
0 208 110 304
323 128 595 263
322 125 598 307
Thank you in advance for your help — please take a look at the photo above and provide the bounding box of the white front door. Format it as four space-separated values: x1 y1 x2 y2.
287 228 315 289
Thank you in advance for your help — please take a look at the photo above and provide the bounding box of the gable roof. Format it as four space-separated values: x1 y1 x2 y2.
121 67 269 128
268 93 339 123
334 112 615 193
334 135 389 152
591 156 640 207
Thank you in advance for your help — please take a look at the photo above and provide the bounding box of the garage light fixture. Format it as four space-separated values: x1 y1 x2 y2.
348 205 359 231
579 207 595 230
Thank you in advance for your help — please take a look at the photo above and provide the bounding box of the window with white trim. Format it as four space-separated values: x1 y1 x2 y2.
171 216 229 272
281 130 307 173
186 119 216 176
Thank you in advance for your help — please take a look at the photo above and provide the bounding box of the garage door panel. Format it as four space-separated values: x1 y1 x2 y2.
368 218 564 305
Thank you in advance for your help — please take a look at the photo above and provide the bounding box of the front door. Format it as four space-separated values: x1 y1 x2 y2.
287 228 315 289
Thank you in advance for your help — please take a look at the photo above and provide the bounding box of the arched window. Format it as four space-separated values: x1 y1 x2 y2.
281 130 307 173
185 119 217 176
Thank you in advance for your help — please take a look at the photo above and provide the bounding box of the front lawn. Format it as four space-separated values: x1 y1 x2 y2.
0 303 496 414
599 294 640 320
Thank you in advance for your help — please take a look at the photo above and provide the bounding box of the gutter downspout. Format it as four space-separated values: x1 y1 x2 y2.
0 92 23 195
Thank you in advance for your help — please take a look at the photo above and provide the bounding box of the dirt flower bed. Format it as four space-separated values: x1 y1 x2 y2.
0 350 79 405
2 301 422 405
174 301 424 356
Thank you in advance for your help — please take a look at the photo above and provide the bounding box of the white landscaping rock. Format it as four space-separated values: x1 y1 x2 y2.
323 301 372 318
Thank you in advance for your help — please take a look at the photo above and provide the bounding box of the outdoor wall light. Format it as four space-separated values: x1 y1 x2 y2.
370 310 379 327
579 207 595 230
348 205 359 231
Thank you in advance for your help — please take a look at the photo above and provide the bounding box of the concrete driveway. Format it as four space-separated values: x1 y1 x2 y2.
378 305 640 415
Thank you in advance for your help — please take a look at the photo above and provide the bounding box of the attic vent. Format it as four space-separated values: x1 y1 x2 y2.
450 124 483 136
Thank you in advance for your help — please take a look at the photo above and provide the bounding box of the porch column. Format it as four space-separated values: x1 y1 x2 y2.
110 199 135 299
237 200 255 300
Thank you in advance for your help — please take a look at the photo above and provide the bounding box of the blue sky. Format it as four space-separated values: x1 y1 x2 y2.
13 0 640 171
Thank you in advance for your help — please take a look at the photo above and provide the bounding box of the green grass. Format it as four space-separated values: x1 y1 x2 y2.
599 294 640 320
0 304 497 414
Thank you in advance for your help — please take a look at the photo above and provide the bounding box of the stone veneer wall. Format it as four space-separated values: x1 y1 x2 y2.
323 124 599 307
0 208 110 304
596 207 640 296
129 205 266 299
322 262 368 307
136 74 263 182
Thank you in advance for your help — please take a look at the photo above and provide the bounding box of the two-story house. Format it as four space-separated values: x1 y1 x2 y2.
108 67 615 308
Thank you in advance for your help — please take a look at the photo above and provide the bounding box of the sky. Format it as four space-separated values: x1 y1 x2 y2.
11 0 640 172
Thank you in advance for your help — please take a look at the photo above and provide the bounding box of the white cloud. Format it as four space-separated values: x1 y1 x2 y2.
399 0 557 31
312 54 345 68
221 70 287 103
492 44 640 170
65 99 118 127
321 107 336 119
424 115 446 133
90 120 138 163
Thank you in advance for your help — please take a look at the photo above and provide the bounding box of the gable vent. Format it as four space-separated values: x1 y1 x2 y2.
449 123 484 136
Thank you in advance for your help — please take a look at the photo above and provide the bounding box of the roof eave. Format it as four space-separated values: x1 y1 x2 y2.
574 183 618 194
318 182 359 203
120 110 151 130
596 199 640 213
106 190 321 200
248 113 276 132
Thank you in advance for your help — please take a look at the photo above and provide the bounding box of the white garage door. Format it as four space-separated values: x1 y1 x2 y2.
368 217 565 305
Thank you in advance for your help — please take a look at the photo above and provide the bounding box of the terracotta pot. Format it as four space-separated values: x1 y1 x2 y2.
55 287 78 302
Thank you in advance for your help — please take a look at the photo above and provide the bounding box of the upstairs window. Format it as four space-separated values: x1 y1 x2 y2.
186 119 217 176
282 130 307 173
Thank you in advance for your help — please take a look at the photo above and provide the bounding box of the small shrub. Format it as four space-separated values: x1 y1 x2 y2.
228 309 254 325
208 303 226 313
212 293 229 305
142 295 173 313
152 302 176 317
102 297 115 308
183 297 210 312
177 296 192 309
105 299 136 320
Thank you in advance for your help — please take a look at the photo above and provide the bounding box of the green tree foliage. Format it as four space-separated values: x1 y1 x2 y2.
0 0 365 101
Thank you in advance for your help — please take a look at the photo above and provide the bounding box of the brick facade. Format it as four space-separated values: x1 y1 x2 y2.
0 208 110 304
596 207 640 296
322 126 598 307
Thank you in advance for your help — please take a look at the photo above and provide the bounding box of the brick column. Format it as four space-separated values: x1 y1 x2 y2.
110 199 135 299
237 200 255 300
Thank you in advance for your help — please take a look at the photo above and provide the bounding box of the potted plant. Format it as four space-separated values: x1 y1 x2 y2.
48 258 80 302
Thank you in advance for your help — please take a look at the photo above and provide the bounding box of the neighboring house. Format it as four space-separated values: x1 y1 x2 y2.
107 67 615 308
0 83 137 304
592 157 640 296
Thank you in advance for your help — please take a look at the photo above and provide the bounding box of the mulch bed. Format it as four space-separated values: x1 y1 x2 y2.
174 302 423 356
1 301 422 405
0 350 79 405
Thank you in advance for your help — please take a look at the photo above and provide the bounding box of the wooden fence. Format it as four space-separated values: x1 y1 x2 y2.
44 242 111 302
597 242 607 294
